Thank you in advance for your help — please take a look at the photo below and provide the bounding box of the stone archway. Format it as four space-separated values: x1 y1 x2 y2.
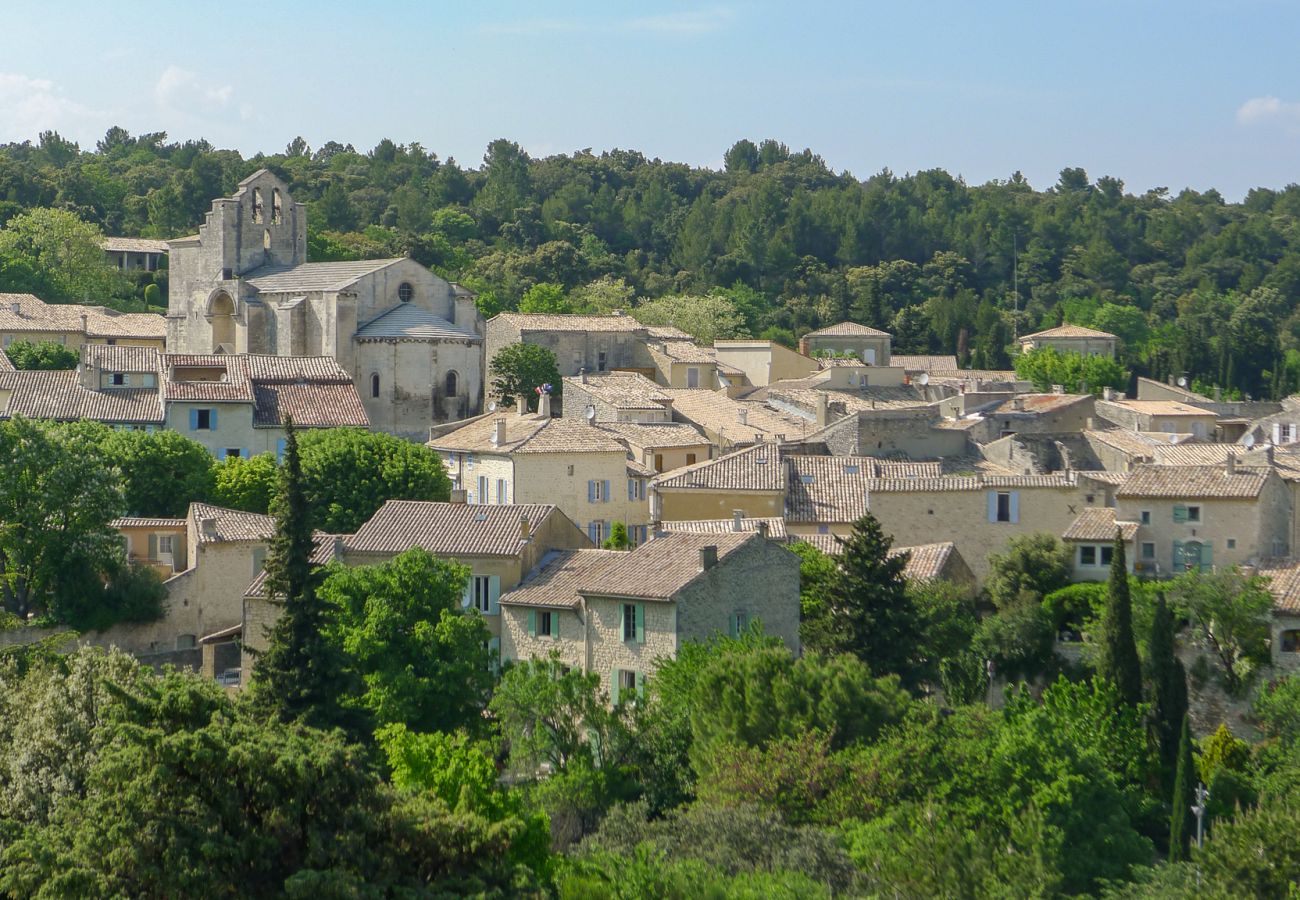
209 291 236 353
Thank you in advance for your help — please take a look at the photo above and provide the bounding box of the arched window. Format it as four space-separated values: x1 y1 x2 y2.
271 188 283 224
445 370 458 397
398 282 414 303
371 373 380 398
251 187 263 223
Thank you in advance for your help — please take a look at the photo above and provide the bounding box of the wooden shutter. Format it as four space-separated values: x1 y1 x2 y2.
986 492 998 522
602 480 611 503
189 409 198 431
209 409 217 430
147 533 158 560
488 576 500 614
1173 505 1188 523
1172 540 1185 571
636 603 646 644
634 671 645 696
610 668 620 706
1201 542 1212 571
527 609 536 637
627 479 635 501
588 480 596 502
1009 491 1020 524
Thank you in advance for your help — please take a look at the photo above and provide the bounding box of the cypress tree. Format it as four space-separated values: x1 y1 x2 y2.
1098 529 1142 706
1169 714 1195 862
1149 592 1189 792
248 420 361 735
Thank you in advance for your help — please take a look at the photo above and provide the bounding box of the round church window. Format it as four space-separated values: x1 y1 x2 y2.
398 282 414 303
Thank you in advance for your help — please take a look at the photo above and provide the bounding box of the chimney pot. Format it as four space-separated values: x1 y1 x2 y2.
450 488 467 504
200 517 218 538
756 521 770 538
1226 454 1237 476
732 509 744 532
699 544 718 571
579 367 588 385
492 418 506 446
539 393 553 419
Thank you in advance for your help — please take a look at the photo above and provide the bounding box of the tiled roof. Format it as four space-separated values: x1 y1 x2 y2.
802 321 891 338
1063 508 1139 542
927 369 1020 382
1020 325 1117 341
652 442 786 492
645 325 693 340
1076 470 1128 486
627 459 657 478
891 355 959 372
786 456 943 523
252 383 370 428
1085 428 1165 458
988 393 1092 414
563 372 670 410
592 421 710 449
491 313 646 333
1260 562 1300 613
653 341 716 364
659 389 809 443
83 344 162 373
0 371 163 424
1116 465 1271 499
241 355 354 383
112 517 185 529
1153 444 1251 466
658 517 788 538
501 531 761 608
165 356 253 402
1099 400 1216 417
864 473 1080 493
347 500 563 557
242 259 404 292
102 237 170 253
190 502 275 544
814 357 870 369
430 414 629 455
0 294 166 340
354 304 481 342
244 533 338 600
0 349 12 372
791 536 959 582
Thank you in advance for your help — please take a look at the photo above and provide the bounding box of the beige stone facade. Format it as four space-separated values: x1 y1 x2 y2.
0 293 165 351
1017 325 1118 358
798 322 892 365
712 340 818 388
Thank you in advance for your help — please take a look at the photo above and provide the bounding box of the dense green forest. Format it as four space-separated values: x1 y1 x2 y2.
3 128 1300 396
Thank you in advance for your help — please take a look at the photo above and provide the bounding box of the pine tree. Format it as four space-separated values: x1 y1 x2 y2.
248 420 361 735
808 512 920 683
1169 714 1196 862
1098 530 1142 707
1149 592 1189 792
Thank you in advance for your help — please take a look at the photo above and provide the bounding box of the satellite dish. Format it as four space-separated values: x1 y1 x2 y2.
584 404 597 422
1169 434 1179 444
488 401 498 413
1244 434 1257 449
917 372 930 386
1176 376 1188 388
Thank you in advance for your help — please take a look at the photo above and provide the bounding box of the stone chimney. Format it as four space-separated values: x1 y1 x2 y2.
539 393 553 419
699 544 718 571
579 367 588 385
492 418 506 446
517 398 530 417
756 521 770 538
1085 417 1096 431
1012 398 1025 411
798 336 811 357
200 517 218 539
732 509 744 532
332 535 346 561
450 488 467 504
79 313 88 334
9 301 20 315
520 515 531 542
1226 454 1237 476
815 393 828 427
738 407 749 426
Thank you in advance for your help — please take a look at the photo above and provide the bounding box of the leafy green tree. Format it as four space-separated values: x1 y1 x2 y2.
602 521 630 550
1170 567 1273 695
489 342 561 411
0 207 128 301
1014 345 1128 394
1098 532 1143 707
1168 715 1195 862
556 848 830 900
211 452 278 513
1252 675 1300 746
908 578 979 684
631 294 746 344
986 533 1071 609
1148 592 1188 790
96 428 215 517
321 548 493 733
3 340 78 370
800 513 921 682
297 428 451 533
570 276 635 314
518 281 570 313
247 423 360 736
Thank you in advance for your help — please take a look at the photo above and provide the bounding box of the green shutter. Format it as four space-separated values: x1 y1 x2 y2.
728 612 737 638
610 668 620 706
488 575 500 614
1173 505 1188 523
552 611 559 640
634 671 645 697
1172 540 1185 572
1201 542 1213 572
527 609 536 637
636 603 646 644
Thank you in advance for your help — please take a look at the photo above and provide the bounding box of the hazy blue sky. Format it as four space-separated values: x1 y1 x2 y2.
4 1 1299 197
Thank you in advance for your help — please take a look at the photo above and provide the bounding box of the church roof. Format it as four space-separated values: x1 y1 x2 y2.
354 303 481 342
242 259 405 293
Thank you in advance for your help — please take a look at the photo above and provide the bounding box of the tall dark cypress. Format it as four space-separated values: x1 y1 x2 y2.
1098 529 1143 706
1149 592 1189 791
248 420 359 734
1169 714 1195 862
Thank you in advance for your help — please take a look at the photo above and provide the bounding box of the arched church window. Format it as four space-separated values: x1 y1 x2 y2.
398 282 414 303
272 188 283 225
445 370 458 397
371 373 381 398
252 188 264 224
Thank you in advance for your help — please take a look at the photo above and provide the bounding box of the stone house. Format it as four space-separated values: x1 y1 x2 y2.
166 169 483 439
102 237 169 272
485 312 649 395
499 530 801 703
712 340 818 388
791 535 975 585
798 322 892 365
430 410 651 547
809 405 971 459
0 292 166 351
587 421 713 474
1017 324 1118 358
561 371 674 424
651 442 789 522
938 393 1096 444
1258 562 1300 672
1113 462 1292 578
645 341 720 389
1096 399 1219 438
1060 508 1139 581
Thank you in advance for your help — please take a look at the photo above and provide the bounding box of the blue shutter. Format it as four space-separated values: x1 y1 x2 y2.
1009 491 1020 524
189 409 198 431
1201 542 1213 572
209 408 217 430
588 480 597 502
987 492 997 523
603 480 611 503
588 522 598 544
488 575 500 614
276 438 286 463
628 479 635 501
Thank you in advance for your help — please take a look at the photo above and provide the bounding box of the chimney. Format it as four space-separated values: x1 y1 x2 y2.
1012 398 1025 411
699 544 718 571
1052 384 1064 394
517 399 530 417
815 393 828 427
579 367 588 385
1102 387 1116 401
732 509 744 532
520 515 531 542
79 313 88 334
1265 445 1275 465
332 535 346 560
1167 374 1176 386
539 393 553 419
1085 417 1096 431
492 418 506 446
450 488 467 504
756 521 770 538
1059 444 1072 473
798 336 810 357
200 517 218 539
738 407 749 426
1226 454 1237 476
9 301 20 315
1214 386 1223 402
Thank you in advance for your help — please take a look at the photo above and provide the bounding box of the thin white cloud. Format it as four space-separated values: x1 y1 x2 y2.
480 7 733 38
1236 95 1300 127
155 65 234 113
626 7 734 35
0 72 98 141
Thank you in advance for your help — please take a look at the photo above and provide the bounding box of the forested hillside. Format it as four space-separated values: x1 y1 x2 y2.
3 128 1299 396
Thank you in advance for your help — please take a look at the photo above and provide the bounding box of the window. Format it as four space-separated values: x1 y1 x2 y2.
686 367 700 388
597 351 607 372
158 535 174 556
1080 546 1097 566
627 479 644 501
612 668 642 706
729 610 749 637
1227 538 1237 549
630 525 648 547
1141 542 1156 560
654 454 665 472
1283 630 1300 653
471 575 492 613
477 476 489 504
990 490 1018 523
224 448 242 460
526 607 556 638
271 187 282 224
588 480 610 502
398 282 414 303
193 408 213 430
370 373 380 398
445 370 458 397
1140 510 1151 525
110 373 128 386
496 478 507 504
1100 545 1113 566
251 187 263 223
1186 506 1201 523
686 453 697 465
622 602 645 643
588 521 605 544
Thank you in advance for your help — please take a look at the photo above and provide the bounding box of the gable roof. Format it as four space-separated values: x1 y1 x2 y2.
347 500 564 557
0 348 11 372
491 312 646 333
658 517 788 538
161 354 367 426
786 456 943 523
791 535 960 581
802 321 891 338
190 502 275 544
591 421 710 449
652 442 786 492
0 370 163 424
354 303 481 342
242 259 404 293
102 237 170 254
429 414 630 455
0 293 166 340
890 354 960 372
251 382 369 428
1115 464 1272 499
83 344 163 374
1020 324 1117 341
1063 508 1140 542
244 533 338 600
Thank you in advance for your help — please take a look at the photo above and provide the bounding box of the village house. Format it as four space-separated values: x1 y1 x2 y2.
798 321 893 365
561 371 674 424
102 237 169 272
651 442 789 522
486 312 650 390
1257 561 1300 672
1017 324 1119 358
114 516 188 579
1096 398 1220 438
586 420 713 474
1060 507 1140 581
792 534 975 585
499 530 800 703
166 170 483 438
711 339 819 388
0 293 166 351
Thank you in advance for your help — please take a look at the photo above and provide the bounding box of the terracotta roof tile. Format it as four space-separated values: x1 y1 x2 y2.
252 383 369 428
802 321 891 338
864 473 1080 493
592 421 710 449
190 502 275 544
1261 562 1300 613
83 344 162 373
0 370 163 424
786 456 942 523
347 500 566 557
1116 464 1272 499
491 312 646 333
658 517 788 538
429 415 629 455
791 536 958 582
0 294 165 340
244 533 338 599
890 355 960 372
112 517 185 529
1020 324 1117 340
659 389 809 443
652 442 786 492
1063 508 1139 542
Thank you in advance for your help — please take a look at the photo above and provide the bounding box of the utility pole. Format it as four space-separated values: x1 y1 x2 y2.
1012 232 1019 341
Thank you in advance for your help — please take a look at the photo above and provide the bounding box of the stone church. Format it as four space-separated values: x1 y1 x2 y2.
166 169 483 439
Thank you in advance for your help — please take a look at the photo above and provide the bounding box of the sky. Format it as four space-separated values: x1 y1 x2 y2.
3 0 1299 199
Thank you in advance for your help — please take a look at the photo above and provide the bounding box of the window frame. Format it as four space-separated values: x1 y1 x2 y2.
996 491 1012 523
398 282 414 303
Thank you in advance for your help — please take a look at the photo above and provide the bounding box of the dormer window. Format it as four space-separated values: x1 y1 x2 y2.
398 282 414 303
